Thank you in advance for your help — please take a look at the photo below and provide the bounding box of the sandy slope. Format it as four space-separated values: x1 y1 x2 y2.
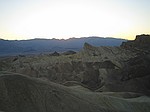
0 72 150 112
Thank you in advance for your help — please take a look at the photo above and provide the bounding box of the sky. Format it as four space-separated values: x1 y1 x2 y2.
0 0 150 40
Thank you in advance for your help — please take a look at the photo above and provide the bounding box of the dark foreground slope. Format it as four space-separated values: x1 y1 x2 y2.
0 72 150 112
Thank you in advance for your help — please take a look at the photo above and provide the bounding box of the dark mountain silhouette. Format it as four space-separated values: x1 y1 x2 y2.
0 37 126 56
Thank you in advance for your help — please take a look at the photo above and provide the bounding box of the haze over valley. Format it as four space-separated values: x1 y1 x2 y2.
0 36 125 56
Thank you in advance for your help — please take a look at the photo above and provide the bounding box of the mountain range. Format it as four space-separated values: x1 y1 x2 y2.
0 37 126 56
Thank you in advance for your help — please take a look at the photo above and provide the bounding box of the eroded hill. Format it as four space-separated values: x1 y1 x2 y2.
0 72 150 112
0 34 150 112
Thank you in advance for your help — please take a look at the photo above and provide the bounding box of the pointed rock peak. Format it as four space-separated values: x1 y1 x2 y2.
83 42 96 50
51 51 60 56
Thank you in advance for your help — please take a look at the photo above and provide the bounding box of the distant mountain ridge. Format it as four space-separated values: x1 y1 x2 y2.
0 37 126 56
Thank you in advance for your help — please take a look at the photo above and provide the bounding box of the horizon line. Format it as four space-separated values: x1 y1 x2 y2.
0 36 130 41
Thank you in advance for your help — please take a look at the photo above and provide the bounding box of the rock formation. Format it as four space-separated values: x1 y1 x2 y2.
0 35 150 111
50 51 60 56
121 34 150 51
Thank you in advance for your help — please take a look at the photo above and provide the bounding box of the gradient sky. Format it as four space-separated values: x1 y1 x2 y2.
0 0 150 40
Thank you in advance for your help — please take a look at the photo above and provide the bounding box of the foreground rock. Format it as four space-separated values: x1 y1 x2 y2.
0 72 150 112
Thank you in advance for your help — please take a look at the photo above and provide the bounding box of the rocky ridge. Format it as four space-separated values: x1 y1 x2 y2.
121 34 150 51
0 34 150 111
0 35 150 95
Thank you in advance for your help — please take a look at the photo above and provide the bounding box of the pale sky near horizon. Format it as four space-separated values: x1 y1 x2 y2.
0 0 150 40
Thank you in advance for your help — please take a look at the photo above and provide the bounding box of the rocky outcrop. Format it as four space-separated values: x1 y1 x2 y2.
83 42 97 51
83 42 134 62
50 51 60 56
121 34 150 51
